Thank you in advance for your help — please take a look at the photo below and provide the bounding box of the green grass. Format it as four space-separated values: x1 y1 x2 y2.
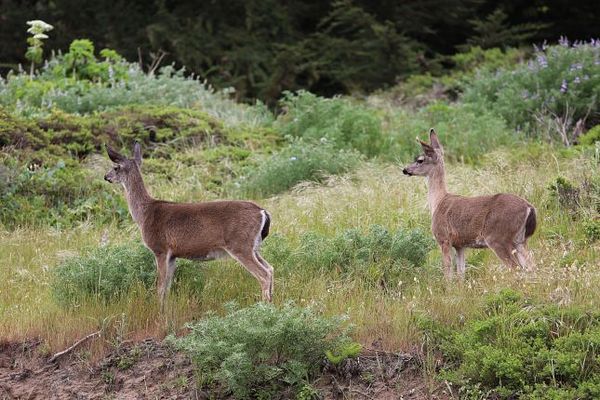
1 146 598 362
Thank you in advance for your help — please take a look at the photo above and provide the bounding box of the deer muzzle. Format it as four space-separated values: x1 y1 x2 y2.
402 168 412 176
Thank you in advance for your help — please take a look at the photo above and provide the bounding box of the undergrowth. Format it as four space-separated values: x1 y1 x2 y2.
168 302 353 399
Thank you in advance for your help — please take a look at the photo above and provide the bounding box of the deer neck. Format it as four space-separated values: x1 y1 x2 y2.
426 163 448 215
122 169 153 225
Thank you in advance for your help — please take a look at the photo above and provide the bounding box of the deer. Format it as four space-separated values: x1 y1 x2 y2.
402 129 536 279
103 142 274 309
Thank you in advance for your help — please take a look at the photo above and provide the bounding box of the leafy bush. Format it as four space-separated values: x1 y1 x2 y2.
238 138 362 198
278 91 384 157
389 101 517 163
262 225 435 286
0 40 272 127
0 154 127 228
51 241 204 306
578 125 600 146
419 289 600 398
463 40 600 143
167 302 353 399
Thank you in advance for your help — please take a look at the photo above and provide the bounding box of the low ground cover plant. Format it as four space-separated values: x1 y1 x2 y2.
51 241 204 306
419 289 600 399
168 302 353 399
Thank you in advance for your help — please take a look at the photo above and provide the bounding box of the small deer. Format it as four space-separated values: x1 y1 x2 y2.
402 129 536 278
104 143 274 308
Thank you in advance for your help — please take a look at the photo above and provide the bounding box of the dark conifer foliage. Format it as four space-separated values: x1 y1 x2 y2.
1 0 598 102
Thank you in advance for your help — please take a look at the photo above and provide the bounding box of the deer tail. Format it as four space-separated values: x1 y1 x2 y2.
260 210 271 240
525 207 537 238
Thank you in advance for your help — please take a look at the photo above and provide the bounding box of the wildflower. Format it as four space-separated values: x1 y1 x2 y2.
574 76 581 84
559 36 569 47
26 20 54 32
569 63 583 72
536 55 548 68
289 156 297 161
560 80 568 93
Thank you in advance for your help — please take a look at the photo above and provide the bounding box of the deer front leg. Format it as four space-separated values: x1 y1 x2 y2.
455 247 466 278
440 242 453 280
154 252 169 311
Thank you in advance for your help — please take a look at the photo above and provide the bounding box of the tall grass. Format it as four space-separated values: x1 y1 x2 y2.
1 146 598 362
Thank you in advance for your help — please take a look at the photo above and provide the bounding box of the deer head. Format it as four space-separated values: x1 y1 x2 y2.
402 128 444 177
104 142 143 185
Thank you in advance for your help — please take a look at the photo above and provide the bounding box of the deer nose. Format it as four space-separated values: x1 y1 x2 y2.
402 168 411 176
104 174 111 182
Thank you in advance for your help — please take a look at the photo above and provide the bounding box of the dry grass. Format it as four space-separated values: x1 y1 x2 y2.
0 146 598 358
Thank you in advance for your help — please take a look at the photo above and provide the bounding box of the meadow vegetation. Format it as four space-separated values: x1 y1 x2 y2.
1 37 599 398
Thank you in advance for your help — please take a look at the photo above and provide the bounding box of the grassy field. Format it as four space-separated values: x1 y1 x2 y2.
2 145 597 358
1 39 599 397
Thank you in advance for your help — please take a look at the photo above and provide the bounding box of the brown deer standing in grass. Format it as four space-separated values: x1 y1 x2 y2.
402 129 536 278
104 143 274 309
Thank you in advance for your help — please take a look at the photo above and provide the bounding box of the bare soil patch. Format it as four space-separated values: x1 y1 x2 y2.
1 339 451 399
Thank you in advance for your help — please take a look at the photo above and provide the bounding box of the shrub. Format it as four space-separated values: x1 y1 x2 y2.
578 125 600 146
388 101 517 163
0 154 128 228
463 40 600 142
51 241 204 306
419 289 600 398
262 225 435 286
238 138 362 198
167 302 353 399
278 91 385 157
0 40 273 127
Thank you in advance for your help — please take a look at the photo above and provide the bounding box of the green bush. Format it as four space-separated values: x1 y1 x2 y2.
51 241 204 306
238 138 362 198
0 154 128 228
0 40 273 127
278 91 385 157
262 225 435 286
389 101 517 163
167 302 353 399
419 289 600 398
463 40 600 141
578 125 600 146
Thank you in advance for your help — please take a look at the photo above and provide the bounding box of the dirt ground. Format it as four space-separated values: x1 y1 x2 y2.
0 338 452 399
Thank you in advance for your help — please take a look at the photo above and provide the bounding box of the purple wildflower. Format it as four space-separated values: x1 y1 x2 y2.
537 55 548 68
574 76 581 84
559 36 569 47
560 80 568 93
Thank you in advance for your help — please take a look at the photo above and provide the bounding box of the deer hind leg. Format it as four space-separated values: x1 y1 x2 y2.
226 248 273 302
254 251 274 300
486 240 518 269
515 243 535 271
455 247 466 279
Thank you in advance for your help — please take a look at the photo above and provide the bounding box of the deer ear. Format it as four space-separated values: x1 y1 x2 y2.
429 128 442 149
133 142 142 166
417 137 435 156
106 144 126 164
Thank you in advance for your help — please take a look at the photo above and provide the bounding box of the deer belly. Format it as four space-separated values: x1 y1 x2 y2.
465 239 488 249
181 249 228 262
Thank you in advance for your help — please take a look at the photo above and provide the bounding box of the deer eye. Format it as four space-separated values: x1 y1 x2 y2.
417 158 424 164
